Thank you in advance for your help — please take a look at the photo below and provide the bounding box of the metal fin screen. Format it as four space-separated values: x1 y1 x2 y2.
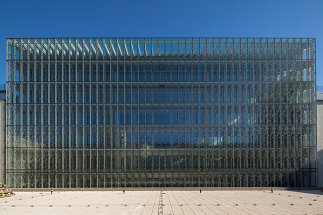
6 37 316 188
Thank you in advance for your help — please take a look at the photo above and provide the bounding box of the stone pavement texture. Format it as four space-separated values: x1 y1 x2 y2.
0 190 322 215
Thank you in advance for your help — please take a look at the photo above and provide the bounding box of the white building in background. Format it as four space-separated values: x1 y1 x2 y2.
316 91 323 187
0 94 5 184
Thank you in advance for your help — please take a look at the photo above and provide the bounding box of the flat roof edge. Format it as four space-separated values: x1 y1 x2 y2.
6 37 317 40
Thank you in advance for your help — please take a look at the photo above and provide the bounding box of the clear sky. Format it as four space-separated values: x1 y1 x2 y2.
0 0 322 87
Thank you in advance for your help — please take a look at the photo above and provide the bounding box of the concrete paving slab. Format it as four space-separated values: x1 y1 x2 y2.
0 190 322 215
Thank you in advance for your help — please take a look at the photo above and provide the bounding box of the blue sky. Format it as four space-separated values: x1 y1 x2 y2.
0 0 322 86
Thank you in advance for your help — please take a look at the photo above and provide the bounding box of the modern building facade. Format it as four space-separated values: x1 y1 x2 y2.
6 37 317 188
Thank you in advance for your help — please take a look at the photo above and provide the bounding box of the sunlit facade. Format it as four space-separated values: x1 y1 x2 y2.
6 37 317 188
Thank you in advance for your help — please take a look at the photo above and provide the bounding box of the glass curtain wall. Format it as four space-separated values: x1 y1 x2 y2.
6 37 316 188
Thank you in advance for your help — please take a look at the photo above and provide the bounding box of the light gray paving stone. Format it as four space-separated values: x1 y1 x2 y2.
0 190 322 215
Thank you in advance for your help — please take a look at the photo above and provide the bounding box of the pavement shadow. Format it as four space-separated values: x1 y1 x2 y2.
286 189 323 195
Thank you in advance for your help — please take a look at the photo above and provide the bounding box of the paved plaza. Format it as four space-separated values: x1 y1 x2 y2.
0 189 322 215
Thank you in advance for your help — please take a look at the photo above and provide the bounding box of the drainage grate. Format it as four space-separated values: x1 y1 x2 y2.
158 191 163 215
